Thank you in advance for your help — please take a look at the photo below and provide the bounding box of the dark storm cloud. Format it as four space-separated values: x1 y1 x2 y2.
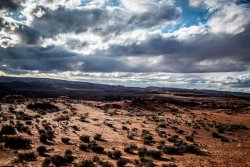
31 7 106 37
0 45 131 73
29 4 180 38
127 4 181 28
0 17 40 45
16 25 41 44
0 24 249 73
0 0 249 74
99 24 250 73
0 0 21 11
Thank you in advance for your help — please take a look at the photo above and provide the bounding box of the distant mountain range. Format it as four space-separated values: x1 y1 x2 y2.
0 76 249 100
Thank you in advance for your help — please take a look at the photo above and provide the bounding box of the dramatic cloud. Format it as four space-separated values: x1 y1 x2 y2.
0 0 249 92
0 0 21 11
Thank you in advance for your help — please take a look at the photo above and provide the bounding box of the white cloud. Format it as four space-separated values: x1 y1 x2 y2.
208 4 250 35
167 24 207 40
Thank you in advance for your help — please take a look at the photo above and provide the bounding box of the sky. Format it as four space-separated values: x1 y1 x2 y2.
0 0 250 92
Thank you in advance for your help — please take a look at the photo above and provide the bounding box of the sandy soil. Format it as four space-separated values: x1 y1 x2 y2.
0 93 249 167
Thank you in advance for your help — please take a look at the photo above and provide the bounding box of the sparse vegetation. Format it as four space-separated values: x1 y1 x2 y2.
0 88 249 166
1 125 16 135
37 146 47 155
141 130 153 145
108 149 122 159
17 152 36 162
4 136 32 149
94 133 102 141
80 135 90 143
61 137 70 144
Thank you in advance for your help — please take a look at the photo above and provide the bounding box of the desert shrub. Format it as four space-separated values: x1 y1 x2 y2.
38 129 46 135
108 150 122 159
227 124 247 131
122 126 128 130
27 103 59 113
185 135 194 142
79 115 88 122
1 125 16 135
61 137 70 144
158 123 166 128
176 129 184 134
124 144 138 154
15 122 30 134
157 131 167 138
162 145 181 155
64 152 75 163
71 125 79 131
106 122 113 128
127 130 135 139
217 127 225 133
47 130 55 140
80 135 90 143
162 143 202 155
87 142 104 153
65 149 73 155
141 131 153 145
156 140 166 149
146 150 162 159
138 147 148 157
79 144 88 151
140 157 155 167
25 120 32 125
17 152 36 162
212 132 222 139
91 144 104 153
180 143 201 154
117 158 128 167
167 135 179 143
40 133 48 143
75 159 96 167
42 157 51 167
37 146 47 155
4 136 31 149
94 134 102 141
51 155 66 167
2 95 25 103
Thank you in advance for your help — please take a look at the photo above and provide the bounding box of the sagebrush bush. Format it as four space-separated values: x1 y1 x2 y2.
141 132 153 145
4 136 32 149
140 157 155 167
17 152 36 162
79 144 88 151
42 157 51 167
117 158 128 167
90 144 104 153
1 125 16 135
37 146 47 155
51 155 66 167
61 137 70 144
94 134 102 141
80 135 90 143
108 150 122 159
40 133 48 143
124 144 137 154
